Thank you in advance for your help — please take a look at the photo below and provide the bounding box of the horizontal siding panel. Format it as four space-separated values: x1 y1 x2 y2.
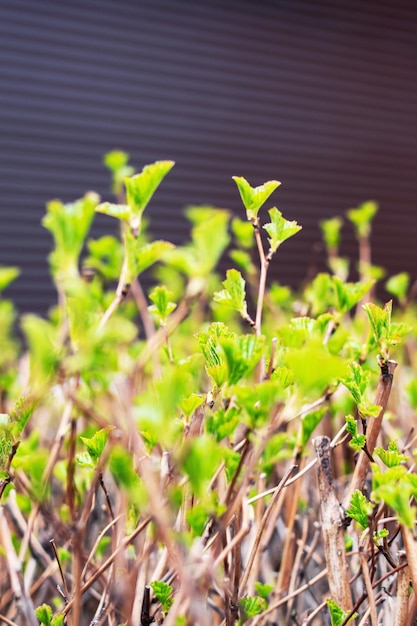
0 0 416 312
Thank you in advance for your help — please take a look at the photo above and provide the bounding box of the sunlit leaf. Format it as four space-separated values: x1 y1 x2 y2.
232 176 281 223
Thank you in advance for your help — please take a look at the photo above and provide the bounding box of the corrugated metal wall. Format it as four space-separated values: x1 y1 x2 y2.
1 0 417 312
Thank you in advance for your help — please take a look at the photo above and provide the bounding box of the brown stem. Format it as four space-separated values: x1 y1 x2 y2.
395 551 410 626
359 544 377 625
401 525 417 591
343 359 397 511
314 436 353 612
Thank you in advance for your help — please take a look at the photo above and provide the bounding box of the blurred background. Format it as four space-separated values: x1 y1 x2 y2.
1 0 416 313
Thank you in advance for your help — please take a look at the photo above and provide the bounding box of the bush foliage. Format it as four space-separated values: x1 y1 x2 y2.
0 153 417 625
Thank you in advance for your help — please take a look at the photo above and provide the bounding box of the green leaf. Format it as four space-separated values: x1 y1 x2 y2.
124 160 175 231
345 415 366 450
206 405 240 441
333 276 374 314
220 334 265 385
239 596 267 622
181 435 223 499
95 202 132 222
51 615 65 626
346 490 373 530
150 580 174 614
231 217 255 249
21 315 61 390
213 269 249 319
386 272 409 302
179 394 205 420
254 582 274 600
284 341 348 399
346 200 378 239
263 207 302 255
374 441 408 467
0 266 20 293
103 150 134 195
80 427 113 464
298 408 326 449
320 217 343 250
136 240 175 274
35 604 53 626
148 285 177 324
42 192 99 282
232 176 281 223
372 465 414 527
362 300 392 359
234 380 286 428
327 599 356 625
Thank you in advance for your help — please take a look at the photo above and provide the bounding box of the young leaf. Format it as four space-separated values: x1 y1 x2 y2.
263 207 302 255
43 192 99 282
346 490 372 530
103 149 134 195
150 580 174 614
346 200 378 239
239 596 267 622
254 582 274 600
362 300 392 360
80 427 113 465
345 415 366 451
374 441 408 467
136 240 175 274
385 272 409 303
148 285 177 324
213 269 249 320
95 202 132 223
0 266 20 293
124 160 175 231
320 216 343 251
35 604 53 625
231 217 255 249
333 276 374 314
232 176 281 223
298 407 326 449
327 599 356 625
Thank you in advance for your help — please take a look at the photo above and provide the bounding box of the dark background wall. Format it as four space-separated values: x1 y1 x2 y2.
1 0 417 312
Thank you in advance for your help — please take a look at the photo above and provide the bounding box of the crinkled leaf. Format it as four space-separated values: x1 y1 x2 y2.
232 176 281 223
363 300 392 359
213 269 248 318
345 414 366 450
346 490 372 530
263 207 302 254
150 580 174 614
239 596 267 622
327 599 357 625
374 440 408 467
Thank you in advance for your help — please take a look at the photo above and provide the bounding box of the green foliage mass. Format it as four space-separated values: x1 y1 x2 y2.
0 152 415 626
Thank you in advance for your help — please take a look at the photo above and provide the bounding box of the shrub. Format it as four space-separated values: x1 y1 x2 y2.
0 154 416 625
